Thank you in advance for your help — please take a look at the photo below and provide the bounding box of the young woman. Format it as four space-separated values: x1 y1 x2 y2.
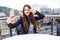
6 4 45 35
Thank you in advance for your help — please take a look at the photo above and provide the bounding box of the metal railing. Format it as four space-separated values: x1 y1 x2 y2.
0 15 60 37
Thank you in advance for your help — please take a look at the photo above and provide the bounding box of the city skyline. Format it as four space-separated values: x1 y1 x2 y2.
0 0 60 11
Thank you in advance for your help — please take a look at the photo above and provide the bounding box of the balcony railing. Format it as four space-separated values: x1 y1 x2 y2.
0 15 60 37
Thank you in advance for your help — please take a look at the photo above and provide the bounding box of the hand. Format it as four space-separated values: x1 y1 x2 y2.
30 9 36 15
6 16 15 24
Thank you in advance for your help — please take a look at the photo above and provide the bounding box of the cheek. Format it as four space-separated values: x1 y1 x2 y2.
24 11 27 14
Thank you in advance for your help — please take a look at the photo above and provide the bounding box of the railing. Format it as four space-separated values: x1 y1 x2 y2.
0 16 19 36
0 15 60 37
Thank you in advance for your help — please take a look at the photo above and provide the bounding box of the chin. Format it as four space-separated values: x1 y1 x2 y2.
26 15 29 16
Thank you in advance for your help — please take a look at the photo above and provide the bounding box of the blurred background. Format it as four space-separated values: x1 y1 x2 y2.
0 0 60 39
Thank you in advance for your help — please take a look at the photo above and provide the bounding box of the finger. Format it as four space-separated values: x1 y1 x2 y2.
10 16 14 18
10 16 15 18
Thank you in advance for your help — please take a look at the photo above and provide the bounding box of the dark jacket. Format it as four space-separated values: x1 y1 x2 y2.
8 11 45 34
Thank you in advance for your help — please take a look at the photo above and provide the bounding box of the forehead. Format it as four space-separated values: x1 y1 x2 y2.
24 6 30 9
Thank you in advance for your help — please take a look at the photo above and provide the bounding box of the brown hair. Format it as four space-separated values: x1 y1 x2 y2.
23 4 38 30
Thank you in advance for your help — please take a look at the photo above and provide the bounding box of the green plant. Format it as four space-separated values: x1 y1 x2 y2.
55 18 60 23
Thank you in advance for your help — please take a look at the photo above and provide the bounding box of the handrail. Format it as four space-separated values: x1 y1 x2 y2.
0 15 60 36
0 15 60 20
45 15 60 17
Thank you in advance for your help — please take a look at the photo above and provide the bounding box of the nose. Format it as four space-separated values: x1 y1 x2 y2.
27 12 28 13
26 12 29 14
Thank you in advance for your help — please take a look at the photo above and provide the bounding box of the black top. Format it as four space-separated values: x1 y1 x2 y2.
7 11 45 34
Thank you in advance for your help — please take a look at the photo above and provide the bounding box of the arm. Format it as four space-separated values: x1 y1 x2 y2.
34 11 45 20
7 17 22 29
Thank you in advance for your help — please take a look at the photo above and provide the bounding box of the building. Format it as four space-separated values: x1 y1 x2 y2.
0 9 22 36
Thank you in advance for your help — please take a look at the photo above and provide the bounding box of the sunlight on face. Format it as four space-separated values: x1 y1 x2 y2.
24 7 31 16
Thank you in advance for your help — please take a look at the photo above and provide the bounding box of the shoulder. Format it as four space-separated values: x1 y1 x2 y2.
20 16 23 19
19 16 23 21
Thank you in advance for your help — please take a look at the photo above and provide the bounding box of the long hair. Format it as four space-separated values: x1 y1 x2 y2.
23 4 38 30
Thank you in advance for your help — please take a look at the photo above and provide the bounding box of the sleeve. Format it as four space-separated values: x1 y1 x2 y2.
34 11 45 20
7 16 23 29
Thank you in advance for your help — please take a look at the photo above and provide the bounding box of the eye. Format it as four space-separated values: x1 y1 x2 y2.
27 9 30 11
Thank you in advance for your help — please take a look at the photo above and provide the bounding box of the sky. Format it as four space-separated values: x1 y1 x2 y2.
0 0 60 11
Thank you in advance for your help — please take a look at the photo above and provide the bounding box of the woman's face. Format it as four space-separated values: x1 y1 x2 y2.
24 6 31 16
